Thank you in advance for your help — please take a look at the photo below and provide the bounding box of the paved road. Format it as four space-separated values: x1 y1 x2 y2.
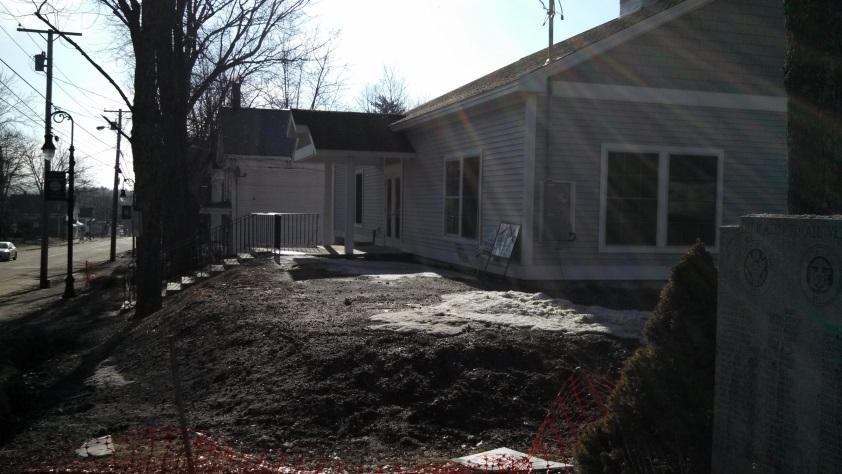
0 237 133 297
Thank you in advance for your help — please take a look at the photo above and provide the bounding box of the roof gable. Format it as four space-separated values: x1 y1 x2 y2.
395 0 699 127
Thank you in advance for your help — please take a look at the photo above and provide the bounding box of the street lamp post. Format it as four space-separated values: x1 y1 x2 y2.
41 136 56 289
53 110 76 299
120 180 136 259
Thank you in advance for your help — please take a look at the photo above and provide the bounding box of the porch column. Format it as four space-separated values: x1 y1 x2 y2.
323 163 334 246
344 163 355 255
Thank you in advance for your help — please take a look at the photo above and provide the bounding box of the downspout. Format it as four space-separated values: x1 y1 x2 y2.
542 2 559 236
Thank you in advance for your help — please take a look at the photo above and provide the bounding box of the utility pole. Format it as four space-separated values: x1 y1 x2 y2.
105 109 124 262
18 26 82 289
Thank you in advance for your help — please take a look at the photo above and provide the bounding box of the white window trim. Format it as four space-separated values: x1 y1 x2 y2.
539 180 577 242
442 150 483 242
354 169 364 227
599 144 724 254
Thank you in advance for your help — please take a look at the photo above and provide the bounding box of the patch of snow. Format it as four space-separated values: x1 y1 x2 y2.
297 258 465 281
76 435 115 458
277 250 308 256
86 362 133 388
452 447 571 472
369 291 650 340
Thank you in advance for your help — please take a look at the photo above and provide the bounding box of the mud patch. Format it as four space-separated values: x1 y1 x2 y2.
0 257 638 467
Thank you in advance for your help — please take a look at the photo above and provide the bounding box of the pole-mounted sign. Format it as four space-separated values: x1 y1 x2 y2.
44 171 66 201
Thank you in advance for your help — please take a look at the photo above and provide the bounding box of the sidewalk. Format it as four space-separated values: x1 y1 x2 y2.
0 255 130 324
15 237 115 252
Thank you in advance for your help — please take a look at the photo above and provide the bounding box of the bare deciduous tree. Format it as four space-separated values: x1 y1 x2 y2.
258 31 345 110
35 0 315 317
357 66 410 114
0 71 38 237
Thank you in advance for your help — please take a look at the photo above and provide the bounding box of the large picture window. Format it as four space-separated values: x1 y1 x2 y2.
444 155 480 239
601 147 722 251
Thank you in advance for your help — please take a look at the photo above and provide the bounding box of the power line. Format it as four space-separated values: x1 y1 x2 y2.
1 76 118 169
3 16 127 109
0 54 127 153
0 73 44 119
0 94 43 129
2 96 131 182
0 56 46 100
53 71 123 104
0 57 126 152
0 14 37 58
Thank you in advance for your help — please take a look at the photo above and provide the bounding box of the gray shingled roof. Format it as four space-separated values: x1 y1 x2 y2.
290 109 414 153
220 107 294 157
396 0 687 125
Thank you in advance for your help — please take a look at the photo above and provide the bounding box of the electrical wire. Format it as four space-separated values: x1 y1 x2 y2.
53 72 123 104
0 56 47 100
0 61 126 168
1 78 115 170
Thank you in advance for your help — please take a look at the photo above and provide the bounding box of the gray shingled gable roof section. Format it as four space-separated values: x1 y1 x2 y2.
290 109 414 153
396 0 688 125
220 107 295 157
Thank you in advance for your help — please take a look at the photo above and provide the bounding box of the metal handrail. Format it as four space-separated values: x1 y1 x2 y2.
160 212 320 285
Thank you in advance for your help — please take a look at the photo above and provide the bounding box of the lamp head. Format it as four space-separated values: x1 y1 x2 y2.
41 135 56 161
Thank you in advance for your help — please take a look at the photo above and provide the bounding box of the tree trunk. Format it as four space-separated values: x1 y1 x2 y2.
784 0 842 214
132 2 164 318
156 7 197 278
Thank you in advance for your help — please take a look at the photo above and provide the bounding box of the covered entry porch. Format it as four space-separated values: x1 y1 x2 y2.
288 110 416 256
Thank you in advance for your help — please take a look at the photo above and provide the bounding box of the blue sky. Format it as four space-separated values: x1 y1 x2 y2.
0 0 618 186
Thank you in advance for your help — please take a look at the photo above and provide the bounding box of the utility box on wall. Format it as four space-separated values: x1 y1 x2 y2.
541 180 575 242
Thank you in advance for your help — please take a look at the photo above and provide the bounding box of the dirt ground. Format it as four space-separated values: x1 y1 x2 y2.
0 256 642 469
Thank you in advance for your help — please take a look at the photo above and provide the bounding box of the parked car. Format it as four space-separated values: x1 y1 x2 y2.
0 241 17 261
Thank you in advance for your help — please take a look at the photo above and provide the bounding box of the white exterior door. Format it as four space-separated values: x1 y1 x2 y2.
384 162 402 248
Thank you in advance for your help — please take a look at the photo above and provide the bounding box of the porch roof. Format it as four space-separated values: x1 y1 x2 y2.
290 109 415 163
220 107 295 157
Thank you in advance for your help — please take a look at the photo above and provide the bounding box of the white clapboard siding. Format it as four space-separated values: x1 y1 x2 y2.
234 162 324 217
530 96 787 271
401 97 525 268
554 0 785 96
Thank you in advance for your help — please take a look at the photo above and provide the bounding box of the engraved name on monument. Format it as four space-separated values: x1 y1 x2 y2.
712 215 842 473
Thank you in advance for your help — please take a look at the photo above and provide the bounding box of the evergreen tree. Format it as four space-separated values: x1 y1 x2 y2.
575 242 717 473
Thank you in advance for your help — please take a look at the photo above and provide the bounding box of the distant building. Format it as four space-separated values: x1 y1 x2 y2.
5 193 84 240
200 105 326 239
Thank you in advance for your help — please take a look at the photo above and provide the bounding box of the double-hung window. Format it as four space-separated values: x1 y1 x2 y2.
444 155 480 239
601 146 722 251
